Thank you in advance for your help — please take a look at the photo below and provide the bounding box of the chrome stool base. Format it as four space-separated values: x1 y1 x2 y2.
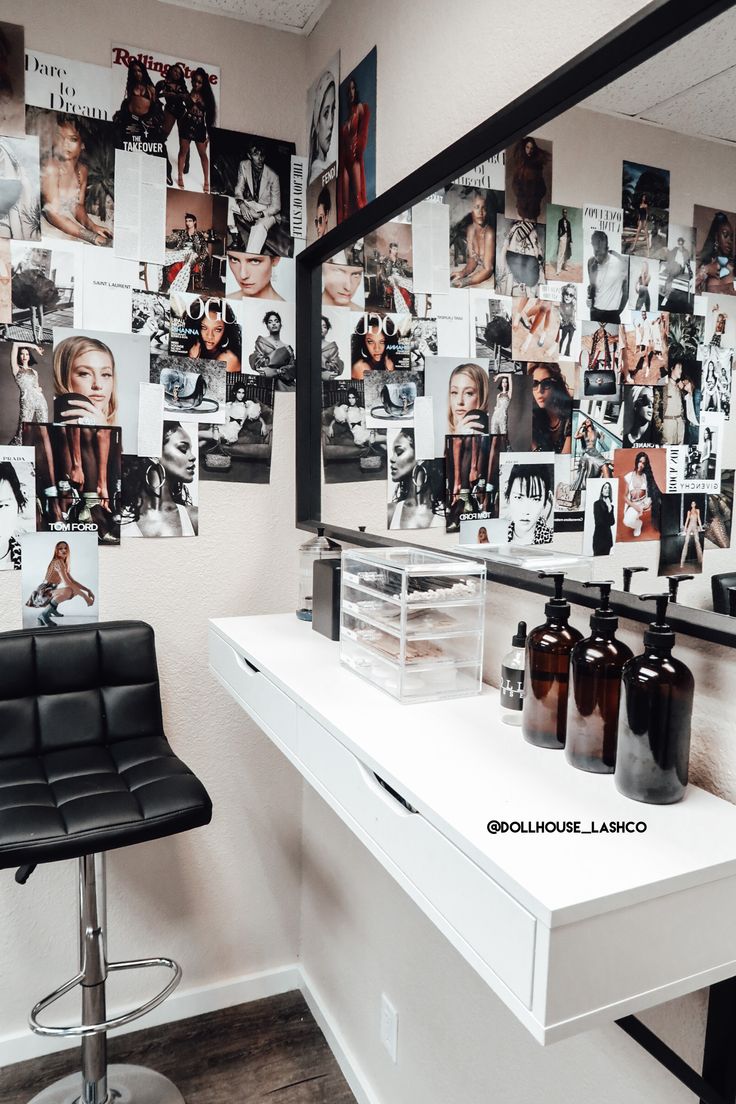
27 1064 186 1104
28 856 184 1104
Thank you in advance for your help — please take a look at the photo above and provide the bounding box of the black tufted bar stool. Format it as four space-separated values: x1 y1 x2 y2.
0 620 212 1104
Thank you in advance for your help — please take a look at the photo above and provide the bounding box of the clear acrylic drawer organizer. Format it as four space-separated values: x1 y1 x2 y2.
340 547 486 703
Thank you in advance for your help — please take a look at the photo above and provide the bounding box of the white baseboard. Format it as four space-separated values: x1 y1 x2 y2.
300 967 380 1104
0 963 301 1069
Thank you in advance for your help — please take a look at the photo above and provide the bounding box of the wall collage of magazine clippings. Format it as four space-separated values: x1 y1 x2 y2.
320 139 735 581
0 20 376 627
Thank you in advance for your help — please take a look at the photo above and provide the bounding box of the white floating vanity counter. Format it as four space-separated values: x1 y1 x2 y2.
209 613 736 1044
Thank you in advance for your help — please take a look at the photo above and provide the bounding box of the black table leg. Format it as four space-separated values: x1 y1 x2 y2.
701 977 736 1104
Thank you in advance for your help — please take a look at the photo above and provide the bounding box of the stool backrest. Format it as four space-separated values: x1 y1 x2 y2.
0 621 165 759
712 572 736 616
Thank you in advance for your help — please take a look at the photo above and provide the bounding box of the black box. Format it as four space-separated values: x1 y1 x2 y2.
312 558 341 640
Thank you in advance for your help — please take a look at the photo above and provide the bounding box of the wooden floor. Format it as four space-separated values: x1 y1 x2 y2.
0 992 357 1104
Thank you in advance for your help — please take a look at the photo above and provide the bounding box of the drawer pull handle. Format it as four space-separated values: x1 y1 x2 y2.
371 771 418 814
236 653 260 675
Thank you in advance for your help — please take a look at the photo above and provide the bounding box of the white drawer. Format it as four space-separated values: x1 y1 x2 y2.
296 710 536 1007
209 628 297 751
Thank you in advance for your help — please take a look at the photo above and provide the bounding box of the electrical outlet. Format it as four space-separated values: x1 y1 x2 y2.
380 993 398 1062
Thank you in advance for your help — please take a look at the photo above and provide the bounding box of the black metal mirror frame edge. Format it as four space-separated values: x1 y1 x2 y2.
295 0 736 649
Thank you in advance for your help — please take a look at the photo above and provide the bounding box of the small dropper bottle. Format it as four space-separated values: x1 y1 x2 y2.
522 572 582 750
500 621 526 726
615 593 694 804
565 581 633 773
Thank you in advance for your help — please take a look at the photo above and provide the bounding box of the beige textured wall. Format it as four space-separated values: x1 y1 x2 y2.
0 0 307 1059
305 0 652 193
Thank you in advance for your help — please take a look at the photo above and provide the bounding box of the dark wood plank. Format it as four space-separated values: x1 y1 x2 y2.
0 991 356 1104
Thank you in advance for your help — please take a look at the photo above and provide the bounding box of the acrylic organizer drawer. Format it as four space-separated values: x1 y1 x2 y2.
209 628 297 748
296 710 536 1007
341 596 484 641
341 616 482 666
340 635 482 702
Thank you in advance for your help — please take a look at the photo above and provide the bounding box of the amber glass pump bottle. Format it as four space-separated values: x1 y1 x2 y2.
522 572 582 750
615 593 694 804
565 581 633 774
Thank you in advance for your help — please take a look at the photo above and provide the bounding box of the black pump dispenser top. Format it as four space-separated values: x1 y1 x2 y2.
512 620 527 647
583 580 617 634
540 571 570 620
622 566 647 592
667 575 693 603
641 593 676 650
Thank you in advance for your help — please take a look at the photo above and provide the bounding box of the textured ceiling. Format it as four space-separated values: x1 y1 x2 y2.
583 9 736 144
156 0 330 34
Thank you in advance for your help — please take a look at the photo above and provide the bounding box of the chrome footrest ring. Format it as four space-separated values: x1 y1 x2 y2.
29 955 182 1037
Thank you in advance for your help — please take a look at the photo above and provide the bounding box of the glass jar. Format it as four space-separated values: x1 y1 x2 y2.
297 527 341 621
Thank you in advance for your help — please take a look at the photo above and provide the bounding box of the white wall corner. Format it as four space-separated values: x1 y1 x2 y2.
299 965 382 1104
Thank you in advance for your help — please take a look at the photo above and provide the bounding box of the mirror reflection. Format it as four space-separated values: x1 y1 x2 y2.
317 9 736 619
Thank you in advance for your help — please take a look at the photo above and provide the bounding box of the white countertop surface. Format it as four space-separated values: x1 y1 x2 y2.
211 613 736 928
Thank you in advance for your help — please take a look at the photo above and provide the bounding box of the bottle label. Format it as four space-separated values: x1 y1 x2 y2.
500 664 524 711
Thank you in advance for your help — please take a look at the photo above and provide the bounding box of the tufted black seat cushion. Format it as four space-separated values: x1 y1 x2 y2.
0 621 212 869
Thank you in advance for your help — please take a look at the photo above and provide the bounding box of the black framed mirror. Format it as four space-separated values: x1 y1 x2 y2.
295 0 736 647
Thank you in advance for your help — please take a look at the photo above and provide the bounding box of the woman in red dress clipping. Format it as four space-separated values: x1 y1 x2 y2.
338 77 370 221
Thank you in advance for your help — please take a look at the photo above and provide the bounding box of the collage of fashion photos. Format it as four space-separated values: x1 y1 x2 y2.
0 19 378 628
320 142 735 580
